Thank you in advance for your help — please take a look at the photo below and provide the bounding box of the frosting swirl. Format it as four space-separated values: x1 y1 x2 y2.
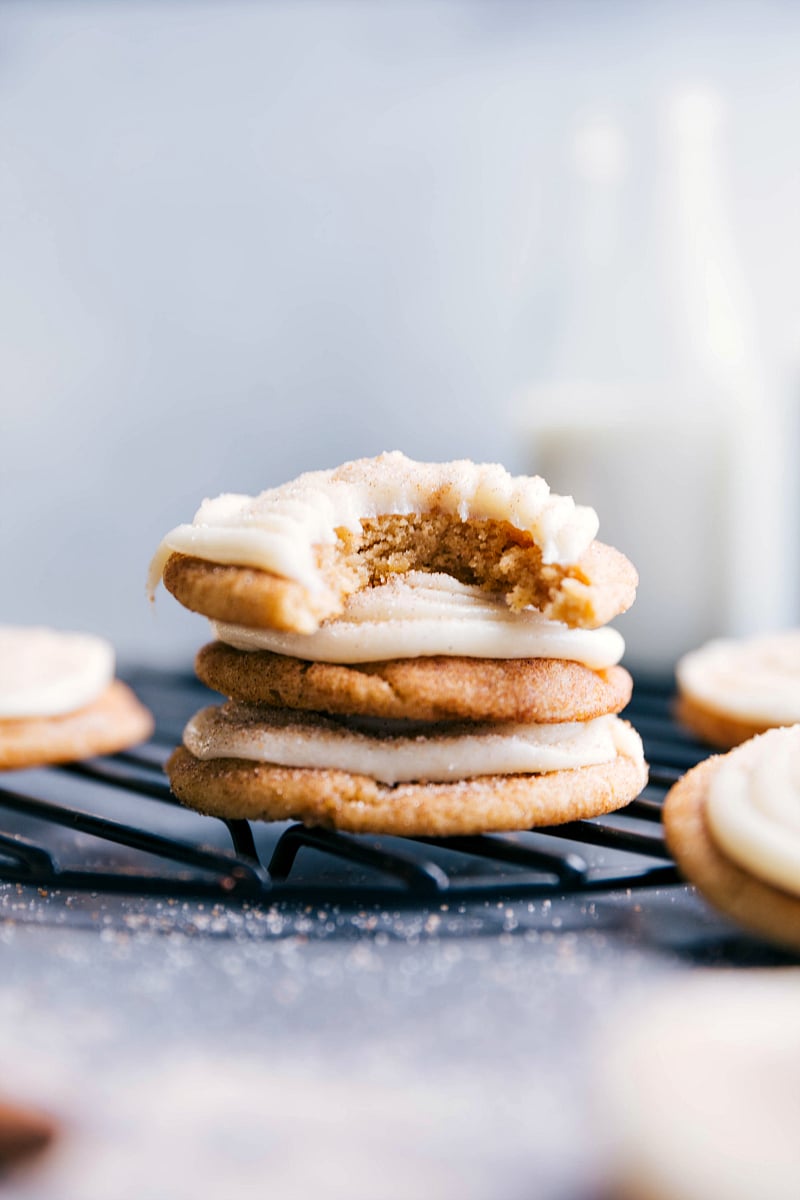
677 632 800 726
212 572 624 667
707 726 800 897
149 451 599 596
182 706 640 786
0 626 114 719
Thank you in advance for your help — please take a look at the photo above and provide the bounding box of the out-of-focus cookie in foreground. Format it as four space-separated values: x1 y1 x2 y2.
0 626 153 770
598 972 800 1200
675 630 800 749
0 1094 57 1171
151 453 646 836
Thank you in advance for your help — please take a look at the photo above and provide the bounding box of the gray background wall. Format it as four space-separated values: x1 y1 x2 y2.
2 1 799 667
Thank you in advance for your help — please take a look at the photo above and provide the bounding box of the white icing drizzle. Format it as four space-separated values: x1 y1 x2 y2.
212 572 624 668
0 626 114 719
677 631 800 725
148 452 599 596
183 706 640 785
706 726 800 897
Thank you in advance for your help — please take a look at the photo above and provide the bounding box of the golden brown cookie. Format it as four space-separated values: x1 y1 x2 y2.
196 641 633 724
162 549 349 636
0 681 154 770
162 527 636 635
675 630 800 749
674 694 774 750
663 754 800 954
167 723 647 837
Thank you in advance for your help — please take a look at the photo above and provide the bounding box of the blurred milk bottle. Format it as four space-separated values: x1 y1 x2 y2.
519 89 797 672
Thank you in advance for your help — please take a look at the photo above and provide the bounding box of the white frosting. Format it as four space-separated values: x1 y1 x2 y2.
182 706 639 785
0 626 115 719
677 631 800 725
148 452 599 596
706 726 800 897
212 572 624 668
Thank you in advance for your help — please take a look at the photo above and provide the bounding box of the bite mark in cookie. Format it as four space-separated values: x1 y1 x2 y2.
152 454 637 633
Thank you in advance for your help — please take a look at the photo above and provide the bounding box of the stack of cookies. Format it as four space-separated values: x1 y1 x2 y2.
150 453 647 836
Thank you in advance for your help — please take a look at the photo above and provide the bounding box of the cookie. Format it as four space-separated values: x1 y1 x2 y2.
0 1097 56 1168
162 551 345 636
167 721 646 837
195 642 633 724
674 693 770 751
150 453 637 633
676 630 800 749
0 681 154 770
167 706 646 836
600 973 800 1200
0 626 153 769
663 728 800 953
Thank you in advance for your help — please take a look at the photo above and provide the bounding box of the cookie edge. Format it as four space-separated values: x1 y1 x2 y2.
663 754 800 953
166 725 648 837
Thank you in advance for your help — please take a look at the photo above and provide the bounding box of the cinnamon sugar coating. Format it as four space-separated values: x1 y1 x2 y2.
196 642 633 724
0 681 153 770
167 729 647 837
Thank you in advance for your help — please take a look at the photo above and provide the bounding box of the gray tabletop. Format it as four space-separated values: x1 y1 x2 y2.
0 671 792 1199
1 873 787 1200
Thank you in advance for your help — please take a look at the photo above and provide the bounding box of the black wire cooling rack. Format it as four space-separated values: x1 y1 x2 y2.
0 671 708 906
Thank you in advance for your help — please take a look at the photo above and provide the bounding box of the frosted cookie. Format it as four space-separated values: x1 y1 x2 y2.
676 630 800 749
663 727 800 953
167 707 647 836
0 627 153 770
150 453 637 633
207 570 628 666
196 642 633 725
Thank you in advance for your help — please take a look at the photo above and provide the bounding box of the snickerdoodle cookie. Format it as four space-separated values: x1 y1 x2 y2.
195 641 633 725
0 626 153 770
663 726 800 953
168 709 646 836
676 630 800 749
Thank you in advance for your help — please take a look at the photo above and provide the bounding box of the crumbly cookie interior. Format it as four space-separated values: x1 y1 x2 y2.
334 514 578 616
